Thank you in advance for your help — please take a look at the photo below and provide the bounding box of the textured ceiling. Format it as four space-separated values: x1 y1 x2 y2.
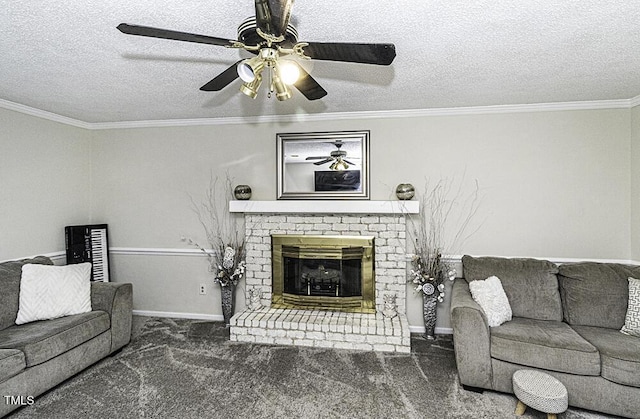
2 1 640 124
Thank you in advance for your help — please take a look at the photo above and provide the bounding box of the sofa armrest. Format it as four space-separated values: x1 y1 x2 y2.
450 278 493 389
91 282 133 353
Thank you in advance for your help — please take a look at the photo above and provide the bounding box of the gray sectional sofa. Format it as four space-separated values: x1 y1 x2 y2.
0 256 133 417
451 255 640 418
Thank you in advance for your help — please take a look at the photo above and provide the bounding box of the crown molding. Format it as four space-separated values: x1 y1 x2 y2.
0 99 92 129
2 95 639 131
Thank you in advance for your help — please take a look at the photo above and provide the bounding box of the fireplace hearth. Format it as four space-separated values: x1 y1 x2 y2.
272 235 375 313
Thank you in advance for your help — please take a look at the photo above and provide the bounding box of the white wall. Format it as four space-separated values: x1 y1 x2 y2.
632 105 640 261
0 108 91 261
90 108 632 327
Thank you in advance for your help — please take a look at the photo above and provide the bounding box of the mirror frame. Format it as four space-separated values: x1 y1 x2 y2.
276 130 370 200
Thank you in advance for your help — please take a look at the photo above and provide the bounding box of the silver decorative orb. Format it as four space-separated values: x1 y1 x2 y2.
234 185 252 200
395 183 415 200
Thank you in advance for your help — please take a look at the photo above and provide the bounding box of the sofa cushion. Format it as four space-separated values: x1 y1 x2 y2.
558 262 640 329
16 262 92 325
0 256 53 331
621 277 640 337
0 349 26 383
0 311 109 367
462 256 562 321
468 275 512 327
573 325 640 388
490 317 600 375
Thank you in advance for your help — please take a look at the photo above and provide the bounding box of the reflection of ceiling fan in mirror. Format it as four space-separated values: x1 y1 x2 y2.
305 140 355 170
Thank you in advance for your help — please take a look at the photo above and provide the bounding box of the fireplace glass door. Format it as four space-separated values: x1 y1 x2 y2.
272 235 375 313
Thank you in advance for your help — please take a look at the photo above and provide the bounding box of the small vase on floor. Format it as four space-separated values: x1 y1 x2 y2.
220 284 236 326
422 293 437 340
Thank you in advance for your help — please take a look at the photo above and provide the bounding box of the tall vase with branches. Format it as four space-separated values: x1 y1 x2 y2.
183 174 246 326
409 177 481 339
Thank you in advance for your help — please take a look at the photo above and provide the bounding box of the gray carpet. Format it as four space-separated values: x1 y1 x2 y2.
8 317 616 419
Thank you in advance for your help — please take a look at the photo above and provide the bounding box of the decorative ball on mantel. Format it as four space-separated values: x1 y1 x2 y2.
395 183 415 200
234 185 252 200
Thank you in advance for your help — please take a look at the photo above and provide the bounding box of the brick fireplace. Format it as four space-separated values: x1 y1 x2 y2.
228 201 418 353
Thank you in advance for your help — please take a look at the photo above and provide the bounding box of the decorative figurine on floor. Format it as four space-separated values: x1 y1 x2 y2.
382 293 398 318
248 288 263 311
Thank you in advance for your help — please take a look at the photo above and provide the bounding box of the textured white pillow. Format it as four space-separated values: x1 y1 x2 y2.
469 275 513 327
621 277 640 337
15 263 92 325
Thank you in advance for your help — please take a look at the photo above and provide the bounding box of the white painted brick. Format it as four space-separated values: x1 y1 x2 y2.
368 224 387 232
373 344 396 352
334 341 356 350
236 335 256 343
323 216 341 223
314 340 334 348
379 231 399 239
353 343 374 351
274 337 294 345
344 334 367 343
365 335 389 344
386 336 402 345
286 330 305 339
360 216 379 223
306 331 326 340
326 332 345 341
331 223 350 231
254 335 276 344
249 327 267 336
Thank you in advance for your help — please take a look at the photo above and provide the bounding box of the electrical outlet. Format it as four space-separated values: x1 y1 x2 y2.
199 284 206 295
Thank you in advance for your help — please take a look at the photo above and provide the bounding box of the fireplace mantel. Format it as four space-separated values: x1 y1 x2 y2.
229 200 419 214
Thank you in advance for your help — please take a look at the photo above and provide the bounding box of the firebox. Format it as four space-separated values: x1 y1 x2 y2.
271 235 375 313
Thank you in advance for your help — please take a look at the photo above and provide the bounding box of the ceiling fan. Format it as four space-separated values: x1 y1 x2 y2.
117 0 396 101
305 140 355 170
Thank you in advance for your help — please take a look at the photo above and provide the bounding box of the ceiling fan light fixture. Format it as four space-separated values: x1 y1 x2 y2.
272 68 292 101
278 60 300 85
332 159 349 171
239 73 263 99
237 56 265 83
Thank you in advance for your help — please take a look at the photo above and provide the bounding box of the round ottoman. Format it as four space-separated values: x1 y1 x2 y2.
513 370 568 419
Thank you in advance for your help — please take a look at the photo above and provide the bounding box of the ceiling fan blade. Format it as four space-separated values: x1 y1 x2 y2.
343 159 355 165
305 156 330 160
200 61 242 91
313 158 334 165
294 64 327 101
302 42 396 65
254 0 294 39
117 23 236 47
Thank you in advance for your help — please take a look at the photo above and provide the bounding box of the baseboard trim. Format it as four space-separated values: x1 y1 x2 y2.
409 326 454 335
133 310 223 322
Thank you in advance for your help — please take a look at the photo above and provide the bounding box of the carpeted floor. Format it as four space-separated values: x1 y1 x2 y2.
7 317 617 419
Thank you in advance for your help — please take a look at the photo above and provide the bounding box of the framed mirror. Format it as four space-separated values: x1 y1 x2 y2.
277 131 370 200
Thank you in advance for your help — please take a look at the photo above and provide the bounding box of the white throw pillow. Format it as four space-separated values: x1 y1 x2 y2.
469 275 513 327
15 263 92 325
621 277 640 338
